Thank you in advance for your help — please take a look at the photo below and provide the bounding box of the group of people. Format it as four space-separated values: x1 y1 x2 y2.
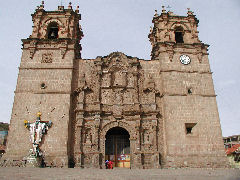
105 160 113 169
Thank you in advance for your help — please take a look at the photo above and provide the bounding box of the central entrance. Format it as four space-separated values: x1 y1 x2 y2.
105 127 130 168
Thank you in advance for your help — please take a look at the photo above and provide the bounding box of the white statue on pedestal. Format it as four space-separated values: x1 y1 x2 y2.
24 112 52 157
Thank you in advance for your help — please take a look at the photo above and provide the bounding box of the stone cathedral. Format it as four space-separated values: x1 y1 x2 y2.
1 3 228 168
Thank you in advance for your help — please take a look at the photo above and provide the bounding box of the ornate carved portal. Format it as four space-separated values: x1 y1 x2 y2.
73 52 162 169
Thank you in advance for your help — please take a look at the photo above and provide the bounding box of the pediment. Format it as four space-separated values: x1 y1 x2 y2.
101 52 139 71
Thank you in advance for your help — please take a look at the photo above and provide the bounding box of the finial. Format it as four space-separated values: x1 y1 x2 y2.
154 10 158 17
187 8 194 16
162 6 166 13
68 2 72 9
75 6 79 13
39 1 44 9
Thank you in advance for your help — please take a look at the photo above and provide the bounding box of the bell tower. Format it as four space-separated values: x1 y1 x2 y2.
149 7 202 61
148 7 228 167
3 2 83 167
29 1 83 59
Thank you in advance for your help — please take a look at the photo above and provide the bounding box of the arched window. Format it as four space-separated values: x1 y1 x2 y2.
47 22 59 39
174 26 184 43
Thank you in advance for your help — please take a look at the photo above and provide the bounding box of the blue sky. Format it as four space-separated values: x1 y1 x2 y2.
0 0 239 137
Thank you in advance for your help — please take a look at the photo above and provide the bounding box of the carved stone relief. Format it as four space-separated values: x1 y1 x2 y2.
114 89 123 105
29 40 37 59
84 89 94 104
85 128 92 144
41 52 53 63
101 89 112 105
127 73 135 87
166 43 174 62
113 70 127 87
123 90 134 104
101 73 111 87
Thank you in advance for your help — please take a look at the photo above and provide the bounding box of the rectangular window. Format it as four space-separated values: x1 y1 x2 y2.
185 123 197 135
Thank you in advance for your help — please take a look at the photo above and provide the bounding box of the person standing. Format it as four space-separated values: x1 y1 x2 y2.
105 160 109 169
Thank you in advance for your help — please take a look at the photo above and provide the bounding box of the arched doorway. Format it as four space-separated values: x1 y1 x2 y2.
105 127 130 168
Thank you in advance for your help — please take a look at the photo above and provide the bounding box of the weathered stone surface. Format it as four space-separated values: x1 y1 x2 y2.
1 5 228 168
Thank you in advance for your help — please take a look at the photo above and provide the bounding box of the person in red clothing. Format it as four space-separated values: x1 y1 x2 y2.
108 160 113 169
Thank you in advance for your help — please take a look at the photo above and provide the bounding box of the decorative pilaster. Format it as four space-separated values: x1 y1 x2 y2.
166 42 174 62
74 111 84 167
60 40 68 59
29 40 38 59
195 44 203 63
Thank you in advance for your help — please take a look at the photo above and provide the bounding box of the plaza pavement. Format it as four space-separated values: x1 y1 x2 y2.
0 167 239 180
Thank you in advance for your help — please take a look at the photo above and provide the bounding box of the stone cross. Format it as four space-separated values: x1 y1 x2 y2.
24 112 52 157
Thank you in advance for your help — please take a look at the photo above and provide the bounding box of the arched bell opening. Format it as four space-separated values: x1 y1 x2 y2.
47 22 59 39
174 26 184 43
105 127 130 168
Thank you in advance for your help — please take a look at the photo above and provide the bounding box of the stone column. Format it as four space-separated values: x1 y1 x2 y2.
152 114 160 168
130 138 136 169
74 111 84 167
93 112 102 168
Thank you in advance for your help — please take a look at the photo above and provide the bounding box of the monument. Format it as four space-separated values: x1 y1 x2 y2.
1 2 228 168
23 112 52 167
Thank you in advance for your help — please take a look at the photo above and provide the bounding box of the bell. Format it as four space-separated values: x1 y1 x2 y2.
50 31 55 38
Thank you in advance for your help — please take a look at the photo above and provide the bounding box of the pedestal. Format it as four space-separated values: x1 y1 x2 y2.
25 154 42 167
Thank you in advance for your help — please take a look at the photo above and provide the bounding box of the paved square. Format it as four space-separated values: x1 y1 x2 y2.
0 168 239 180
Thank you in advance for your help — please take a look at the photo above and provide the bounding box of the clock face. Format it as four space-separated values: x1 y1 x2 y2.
180 55 191 65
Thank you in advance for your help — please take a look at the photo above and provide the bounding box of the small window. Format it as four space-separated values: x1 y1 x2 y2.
175 26 184 43
47 22 59 39
186 127 192 134
40 83 46 89
185 123 197 135
188 88 192 95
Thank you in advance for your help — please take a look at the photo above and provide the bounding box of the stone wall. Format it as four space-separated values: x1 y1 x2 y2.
1 39 77 167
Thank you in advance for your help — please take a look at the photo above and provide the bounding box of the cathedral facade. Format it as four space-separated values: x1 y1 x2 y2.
1 3 228 168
